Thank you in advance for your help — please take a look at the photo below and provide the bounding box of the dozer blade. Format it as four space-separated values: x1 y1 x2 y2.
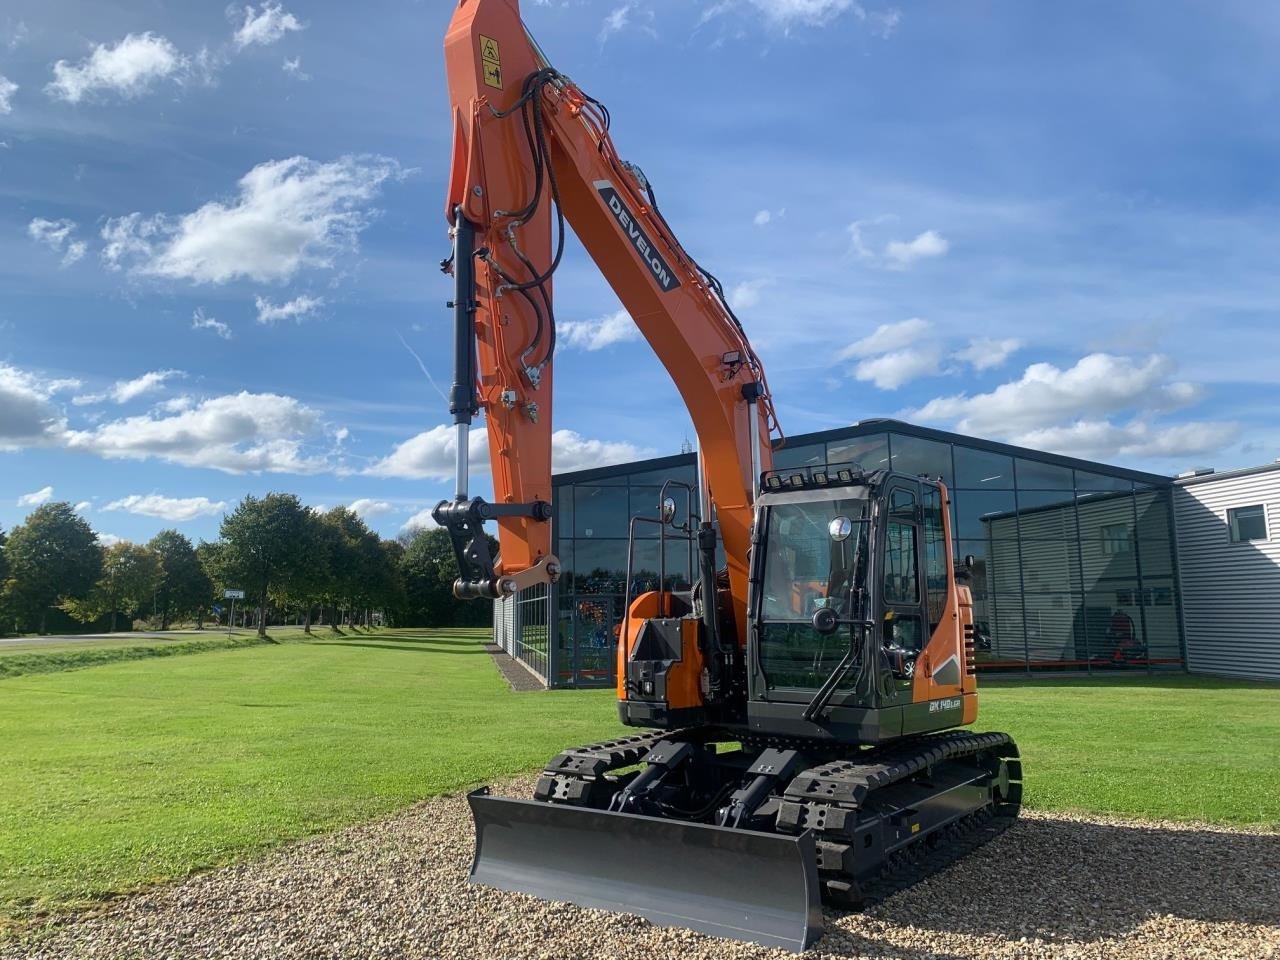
468 788 823 952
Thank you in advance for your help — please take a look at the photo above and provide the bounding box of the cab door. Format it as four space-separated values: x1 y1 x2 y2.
879 479 927 700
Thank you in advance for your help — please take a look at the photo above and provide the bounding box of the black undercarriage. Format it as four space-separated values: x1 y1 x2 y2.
528 726 1021 907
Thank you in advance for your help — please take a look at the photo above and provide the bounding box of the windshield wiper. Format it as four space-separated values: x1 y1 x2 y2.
801 621 870 722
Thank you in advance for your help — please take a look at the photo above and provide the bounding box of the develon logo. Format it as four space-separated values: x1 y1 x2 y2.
594 181 680 293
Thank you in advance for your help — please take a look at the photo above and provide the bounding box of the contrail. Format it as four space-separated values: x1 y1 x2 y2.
396 329 449 406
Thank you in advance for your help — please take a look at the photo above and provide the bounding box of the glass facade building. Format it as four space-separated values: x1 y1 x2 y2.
512 419 1182 687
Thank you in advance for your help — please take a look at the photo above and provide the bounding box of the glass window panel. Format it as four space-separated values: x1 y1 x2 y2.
1023 593 1086 666
953 446 1014 489
625 464 697 486
827 433 890 473
884 521 919 604
890 434 953 486
571 539 628 595
984 595 1026 669
570 595 622 680
772 442 826 470
1016 458 1074 489
629 486 663 537
1139 577 1183 667
954 489 1017 540
1138 538 1175 578
628 538 695 593
1016 493 1077 539
923 485 947 627
1081 581 1142 668
1079 539 1139 586
1228 505 1268 542
1020 539 1079 593
1077 492 1134 540
1134 491 1173 541
1074 471 1134 492
574 485 630 538
554 493 574 548
987 539 1023 594
954 539 990 597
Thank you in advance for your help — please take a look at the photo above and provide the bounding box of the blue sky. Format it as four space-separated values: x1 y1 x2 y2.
1 0 1278 546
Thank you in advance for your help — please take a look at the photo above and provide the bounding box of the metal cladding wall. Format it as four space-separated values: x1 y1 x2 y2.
1174 465 1280 681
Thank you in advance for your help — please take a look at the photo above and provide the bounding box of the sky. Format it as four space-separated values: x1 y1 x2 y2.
2 0 1279 547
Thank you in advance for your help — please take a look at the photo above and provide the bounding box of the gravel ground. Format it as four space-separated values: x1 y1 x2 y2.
5 777 1278 960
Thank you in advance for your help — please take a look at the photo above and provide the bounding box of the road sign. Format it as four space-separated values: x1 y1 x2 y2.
224 589 246 600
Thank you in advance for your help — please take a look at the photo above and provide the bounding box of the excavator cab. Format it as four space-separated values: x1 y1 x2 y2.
616 468 977 744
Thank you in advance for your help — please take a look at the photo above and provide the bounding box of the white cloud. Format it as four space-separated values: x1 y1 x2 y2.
101 155 402 284
753 209 771 226
837 318 931 359
46 32 186 104
907 353 1199 437
27 217 86 266
902 351 1234 461
853 348 942 390
97 532 123 547
104 493 227 521
73 501 91 513
551 429 651 472
598 4 632 43
729 278 770 311
367 424 650 480
6 20 30 51
558 309 638 351
0 363 68 448
17 485 53 507
1010 420 1238 460
63 391 329 475
709 0 899 35
349 498 394 521
400 508 439 533
848 219 946 269
192 307 233 340
884 229 949 269
112 370 183 404
75 369 184 406
255 294 323 324
0 75 17 114
954 337 1021 371
158 396 194 413
366 424 487 481
282 56 308 79
233 3 305 50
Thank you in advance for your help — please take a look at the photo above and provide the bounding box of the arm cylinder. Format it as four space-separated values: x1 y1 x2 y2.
448 211 479 499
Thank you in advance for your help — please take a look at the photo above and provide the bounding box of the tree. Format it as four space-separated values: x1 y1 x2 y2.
278 508 333 634
148 530 214 629
3 503 102 634
398 526 496 627
218 493 311 638
63 542 163 632
0 526 9 636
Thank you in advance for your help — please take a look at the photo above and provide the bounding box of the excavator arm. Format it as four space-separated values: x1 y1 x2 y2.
435 0 779 644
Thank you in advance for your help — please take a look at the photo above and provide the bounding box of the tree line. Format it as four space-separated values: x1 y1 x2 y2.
0 496 494 637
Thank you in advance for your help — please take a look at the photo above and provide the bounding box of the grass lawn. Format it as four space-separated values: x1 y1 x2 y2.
2 630 1277 933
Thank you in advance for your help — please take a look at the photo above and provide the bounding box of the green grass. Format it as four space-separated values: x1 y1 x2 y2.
977 674 1280 826
0 628 626 931
0 626 333 678
1 631 1276 934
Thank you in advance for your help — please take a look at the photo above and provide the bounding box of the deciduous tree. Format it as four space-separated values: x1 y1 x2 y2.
148 530 215 629
3 503 102 634
63 541 164 632
218 493 311 638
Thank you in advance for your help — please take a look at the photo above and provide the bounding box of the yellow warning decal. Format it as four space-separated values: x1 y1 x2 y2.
911 823 921 833
479 34 502 89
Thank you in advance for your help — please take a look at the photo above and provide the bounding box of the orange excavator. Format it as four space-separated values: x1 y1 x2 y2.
435 0 1021 949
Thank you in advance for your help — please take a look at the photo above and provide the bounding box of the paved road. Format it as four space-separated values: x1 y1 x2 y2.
0 629 252 646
